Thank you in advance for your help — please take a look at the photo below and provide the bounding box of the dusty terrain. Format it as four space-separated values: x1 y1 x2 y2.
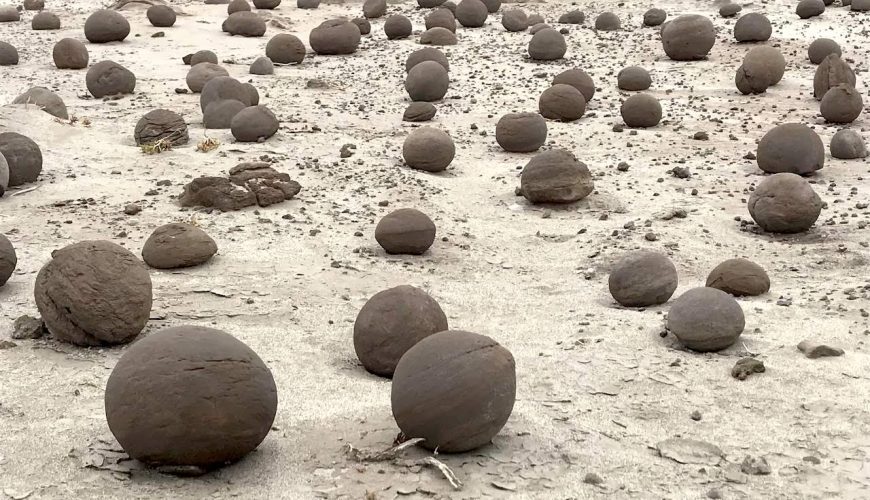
1 0 870 498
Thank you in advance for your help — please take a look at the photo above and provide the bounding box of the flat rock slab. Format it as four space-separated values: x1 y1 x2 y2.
798 340 845 358
656 438 724 466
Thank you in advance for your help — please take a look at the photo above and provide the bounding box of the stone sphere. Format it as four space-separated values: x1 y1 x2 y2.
405 61 449 101
105 326 277 468
53 38 89 69
32 11 61 30
84 10 130 43
201 76 254 112
621 93 662 128
298 0 320 8
609 251 678 307
86 60 135 98
618 66 651 91
0 234 15 287
244 83 259 105
403 102 437 122
0 132 42 187
426 8 456 32
814 54 856 100
456 0 487 27
0 6 19 22
558 10 584 24
0 152 7 193
719 3 741 17
309 19 361 55
385 15 412 39
643 8 667 26
595 12 620 30
223 11 266 37
250 56 274 74
538 84 586 121
354 285 448 377
748 173 823 233
12 87 68 120
142 223 218 269
853 0 870 10
667 287 745 352
734 13 771 42
23 0 43 9
820 84 863 124
363 0 387 18
502 9 528 32
552 69 594 102
420 27 457 45
706 258 770 297
520 148 593 204
735 46 785 95
808 38 840 64
253 0 281 8
830 129 868 159
661 15 715 61
35 240 152 346
528 22 549 34
495 112 547 153
375 208 437 255
190 50 218 66
0 41 17 66
796 0 825 18
231 105 279 142
757 123 824 175
134 109 189 146
405 47 449 73
481 0 500 13
147 5 176 27
352 18 371 35
228 0 252 14
403 127 455 172
204 99 247 129
391 330 516 453
186 62 229 93
528 28 566 60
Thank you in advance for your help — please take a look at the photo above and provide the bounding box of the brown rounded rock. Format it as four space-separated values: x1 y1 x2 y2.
86 60 135 98
190 50 218 66
495 112 547 153
363 0 386 18
53 38 89 69
820 84 863 124
204 99 247 129
223 11 266 37
186 62 229 93
520 148 593 204
552 68 594 102
661 15 715 61
830 129 868 159
231 105 279 142
538 84 586 121
310 18 361 55
420 27 457 45
200 76 254 112
405 60 449 101
266 33 305 64
595 12 620 30
12 87 68 119
134 109 189 146
813 54 856 100
0 6 19 22
621 93 662 128
0 41 18 65
403 127 455 172
419 0 446 7
796 0 825 18
84 10 130 43
756 123 824 175
719 3 741 17
558 10 584 24
0 234 15 287
405 47 449 72
147 5 176 27
609 251 678 307
228 0 252 14
35 240 152 346
501 9 528 32
618 66 651 91
375 208 437 255
644 8 667 26
667 287 745 352
734 13 771 42
23 0 43 10
748 173 823 233
32 11 61 30
706 258 770 297
0 132 42 187
0 153 8 193
385 14 412 39
403 102 437 122
736 46 785 95
425 8 456 32
253 0 281 8
142 223 218 269
352 18 371 35
249 57 274 75
808 38 840 64
455 0 487 28
528 28 566 60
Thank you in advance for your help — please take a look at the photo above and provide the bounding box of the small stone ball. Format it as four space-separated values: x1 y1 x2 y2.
142 223 218 269
385 15 412 39
552 68 594 102
706 258 770 297
661 15 715 61
228 0 252 14
266 34 306 64
12 87 68 120
23 0 44 11
502 9 528 32
609 251 678 307
820 84 863 124
352 18 371 35
186 62 229 93
231 105 279 142
481 0 500 13
617 66 651 91
363 0 387 18
0 234 16 287
595 12 620 30
746 45 785 84
735 46 785 94
528 28 566 60
134 109 189 146
147 5 176 27
853 0 870 10
53 38 89 69
105 326 277 468
375 208 437 255
558 10 584 24
734 13 771 42
426 8 456 32
204 99 247 129
354 285 448 377
456 0 487 28
298 0 320 8
0 6 19 22
830 129 868 159
0 41 18 65
391 330 516 453
403 127 455 172
0 152 8 193
748 173 823 233
403 102 437 122
250 56 274 74
86 60 136 98
538 84 586 121
405 60 449 101
520 148 593 204
0 132 42 186
35 240 152 346
309 19 361 55
405 47 449 73
808 38 840 64
84 10 130 43
419 0 446 7
814 54 856 100
190 50 218 66
719 3 741 17
420 27 457 45
223 11 266 37
32 11 61 30
667 287 745 352
757 123 824 175
253 0 281 8
796 0 825 18
620 93 662 128
495 112 547 153
643 8 667 26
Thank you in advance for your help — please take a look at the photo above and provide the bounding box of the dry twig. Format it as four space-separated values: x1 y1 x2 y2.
344 438 463 490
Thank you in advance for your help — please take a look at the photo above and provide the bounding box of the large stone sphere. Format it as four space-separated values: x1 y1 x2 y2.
384 14 412 39
105 326 277 468
34 240 152 346
375 208 437 255
266 34 306 64
621 93 662 128
86 60 136 98
495 112 547 153
808 38 841 64
231 105 279 142
134 109 189 146
391 330 516 453
364 0 387 18
0 132 42 187
830 129 868 159
481 0 500 13
667 287 745 352
32 11 61 30
502 9 527 32
814 54 856 100
643 8 667 26
223 11 266 37
403 102 437 122
455 0 487 28
748 173 823 233
820 84 863 124
552 69 594 102
538 84 586 122
12 87 68 120
706 258 770 297
796 0 825 18
595 12 620 30
228 0 251 14
53 38 89 69
736 46 785 95
354 285 448 377
84 10 130 43
405 61 449 101
405 47 449 73
186 62 229 93
353 17 371 33
0 234 15 287
147 5 176 27
734 13 771 42
756 123 824 176
660 15 715 61
608 251 678 307
309 19 361 55
528 28 566 60
142 223 218 269
403 127 455 172
520 148 593 204
617 66 652 91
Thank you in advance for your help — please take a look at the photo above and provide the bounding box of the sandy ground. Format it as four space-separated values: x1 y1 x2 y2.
1 0 870 498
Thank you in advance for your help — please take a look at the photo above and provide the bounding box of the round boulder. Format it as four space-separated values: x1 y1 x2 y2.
558 10 584 24
643 8 667 26
253 0 281 7
495 112 547 153
231 105 279 142
595 12 620 30
734 13 771 42
481 0 500 13
420 27 457 45
455 0 487 27
706 258 770 297
660 15 715 61
12 87 68 120
520 148 593 204
86 60 135 98
0 6 19 21
375 208 437 255
405 47 449 72
385 15 412 39
405 61 449 101
621 93 662 128
617 66 651 91
735 45 785 95
142 223 218 269
200 76 254 112
820 84 863 124
223 11 266 37
757 123 824 175
84 10 130 43
147 5 176 27
425 8 456 32
808 38 841 64
352 18 371 35
53 38 89 69
528 28 566 60
364 0 387 18
609 251 678 307
190 50 218 66
796 0 825 18
830 129 868 159
298 0 320 8
538 84 586 121
134 109 189 146
186 62 229 93
502 9 527 32
0 152 8 194
403 127 455 172
748 173 823 233
719 3 741 17
250 56 274 75
0 132 42 186
0 234 15 287
0 41 18 65
552 69 594 102
667 287 745 351
813 54 856 100
204 99 247 129
228 0 252 14
32 11 61 30
403 102 437 122
309 19 361 55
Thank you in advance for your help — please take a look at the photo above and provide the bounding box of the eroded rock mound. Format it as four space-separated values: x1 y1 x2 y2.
142 223 218 269
621 93 662 128
12 87 68 119
813 53 856 100
310 18 361 55
86 60 136 98
528 28 566 60
756 123 824 175
830 129 867 159
266 34 306 64
0 234 16 287
179 163 301 211
520 148 593 204
538 84 586 121
706 258 770 297
223 11 266 37
134 109 189 146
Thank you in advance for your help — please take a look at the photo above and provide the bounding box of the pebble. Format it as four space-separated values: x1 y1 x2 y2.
731 357 765 380
797 340 845 358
